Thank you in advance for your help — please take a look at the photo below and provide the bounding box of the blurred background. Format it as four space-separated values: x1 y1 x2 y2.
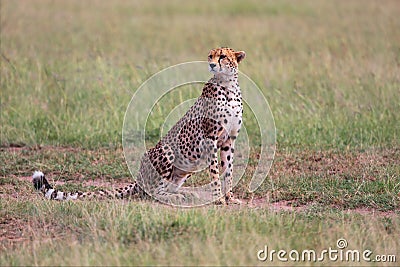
1 0 399 149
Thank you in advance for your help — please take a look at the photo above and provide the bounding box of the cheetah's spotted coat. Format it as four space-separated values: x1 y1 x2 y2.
33 47 245 205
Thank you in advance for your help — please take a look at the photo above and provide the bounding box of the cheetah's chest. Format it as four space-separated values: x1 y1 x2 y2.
218 85 243 137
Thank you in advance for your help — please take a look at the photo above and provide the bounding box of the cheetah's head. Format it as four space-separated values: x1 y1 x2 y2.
208 47 245 77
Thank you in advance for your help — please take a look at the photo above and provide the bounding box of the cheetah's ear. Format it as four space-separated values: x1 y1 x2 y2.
235 51 246 63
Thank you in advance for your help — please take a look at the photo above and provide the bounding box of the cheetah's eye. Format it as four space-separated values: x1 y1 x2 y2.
208 55 213 60
219 55 226 60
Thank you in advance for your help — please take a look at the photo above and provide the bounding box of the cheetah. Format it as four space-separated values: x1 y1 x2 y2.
33 47 246 205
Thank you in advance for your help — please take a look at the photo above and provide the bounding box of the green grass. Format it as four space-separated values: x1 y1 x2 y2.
1 0 399 265
1 199 399 265
1 147 399 212
1 0 399 149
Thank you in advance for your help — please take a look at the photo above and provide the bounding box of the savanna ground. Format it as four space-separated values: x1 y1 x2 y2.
1 0 399 265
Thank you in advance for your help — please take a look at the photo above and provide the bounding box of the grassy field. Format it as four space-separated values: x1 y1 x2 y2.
1 0 399 265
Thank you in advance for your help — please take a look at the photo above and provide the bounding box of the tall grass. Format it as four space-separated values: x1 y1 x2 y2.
1 199 398 265
1 0 399 149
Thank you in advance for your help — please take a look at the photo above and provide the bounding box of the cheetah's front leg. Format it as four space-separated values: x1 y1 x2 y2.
206 139 225 204
220 136 241 204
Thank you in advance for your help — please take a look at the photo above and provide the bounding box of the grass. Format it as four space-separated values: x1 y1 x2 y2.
1 0 399 265
1 147 399 211
1 198 399 265
0 147 398 265
1 0 399 149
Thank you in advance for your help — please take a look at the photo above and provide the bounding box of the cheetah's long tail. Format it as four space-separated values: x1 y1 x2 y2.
32 171 145 200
